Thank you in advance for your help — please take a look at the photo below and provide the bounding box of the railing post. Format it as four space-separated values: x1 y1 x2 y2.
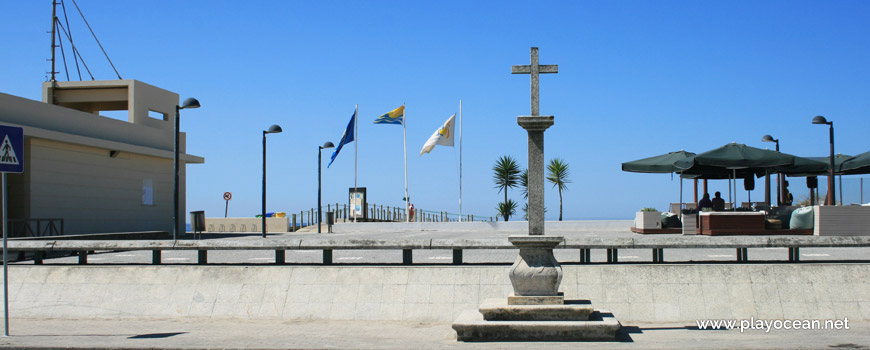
291 214 297 231
579 248 591 264
402 249 412 265
152 250 161 264
736 248 748 262
789 247 800 262
323 249 333 264
606 248 618 263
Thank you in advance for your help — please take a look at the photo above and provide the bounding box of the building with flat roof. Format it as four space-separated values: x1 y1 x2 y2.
0 80 204 235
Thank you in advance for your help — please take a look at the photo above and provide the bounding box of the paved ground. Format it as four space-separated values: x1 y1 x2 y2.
0 318 868 349
11 220 870 265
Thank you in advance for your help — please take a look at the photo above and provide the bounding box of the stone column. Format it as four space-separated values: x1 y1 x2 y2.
517 116 554 235
508 115 563 301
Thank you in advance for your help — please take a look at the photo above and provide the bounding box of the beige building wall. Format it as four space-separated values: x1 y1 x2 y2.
27 139 175 234
0 79 203 235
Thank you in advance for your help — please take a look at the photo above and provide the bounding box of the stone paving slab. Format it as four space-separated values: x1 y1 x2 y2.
0 318 868 349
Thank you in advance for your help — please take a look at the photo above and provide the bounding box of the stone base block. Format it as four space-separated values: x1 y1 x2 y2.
453 309 620 341
507 293 564 305
481 298 593 321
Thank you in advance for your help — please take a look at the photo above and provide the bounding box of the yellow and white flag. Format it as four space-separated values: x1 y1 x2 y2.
419 114 455 156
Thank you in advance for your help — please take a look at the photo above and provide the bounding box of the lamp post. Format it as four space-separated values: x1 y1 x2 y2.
812 116 836 205
318 142 335 233
262 124 283 238
761 134 781 206
173 97 200 241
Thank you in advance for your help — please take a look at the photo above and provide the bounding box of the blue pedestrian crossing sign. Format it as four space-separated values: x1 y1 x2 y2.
0 125 23 173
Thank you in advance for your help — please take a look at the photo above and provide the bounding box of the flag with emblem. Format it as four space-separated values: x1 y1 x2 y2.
419 114 455 156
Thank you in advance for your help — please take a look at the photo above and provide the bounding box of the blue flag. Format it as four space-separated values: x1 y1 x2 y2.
328 110 356 167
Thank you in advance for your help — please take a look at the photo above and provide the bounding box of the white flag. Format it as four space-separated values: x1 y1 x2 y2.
419 114 455 156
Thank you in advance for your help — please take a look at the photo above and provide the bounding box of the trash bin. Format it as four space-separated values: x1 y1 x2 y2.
326 211 335 233
190 210 205 237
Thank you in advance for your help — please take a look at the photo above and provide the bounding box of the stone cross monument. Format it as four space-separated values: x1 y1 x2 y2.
452 48 620 341
512 47 557 236
507 47 563 300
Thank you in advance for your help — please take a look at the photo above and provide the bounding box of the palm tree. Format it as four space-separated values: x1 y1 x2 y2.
519 169 529 199
546 158 571 221
497 199 518 222
493 155 521 220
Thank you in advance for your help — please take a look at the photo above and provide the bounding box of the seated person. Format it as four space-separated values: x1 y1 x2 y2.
711 191 726 211
698 193 713 211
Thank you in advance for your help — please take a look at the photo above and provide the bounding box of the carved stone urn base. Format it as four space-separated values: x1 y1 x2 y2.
507 235 564 300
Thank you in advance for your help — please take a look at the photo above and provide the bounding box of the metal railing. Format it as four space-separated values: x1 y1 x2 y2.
7 218 64 238
8 235 870 265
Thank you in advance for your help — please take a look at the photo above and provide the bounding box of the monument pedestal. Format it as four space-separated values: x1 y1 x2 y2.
453 300 621 341
452 235 621 341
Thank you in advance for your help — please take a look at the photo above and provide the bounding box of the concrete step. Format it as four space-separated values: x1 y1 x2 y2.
480 298 594 321
452 309 620 341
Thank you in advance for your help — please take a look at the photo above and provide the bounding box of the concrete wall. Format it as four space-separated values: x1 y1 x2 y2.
9 264 869 323
205 218 289 233
332 220 634 233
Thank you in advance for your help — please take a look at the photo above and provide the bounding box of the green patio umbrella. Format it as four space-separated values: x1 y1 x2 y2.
622 150 696 216
830 152 869 175
674 143 795 171
621 150 696 173
674 143 797 208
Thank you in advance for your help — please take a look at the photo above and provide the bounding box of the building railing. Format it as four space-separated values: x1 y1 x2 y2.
8 236 870 265
7 218 64 238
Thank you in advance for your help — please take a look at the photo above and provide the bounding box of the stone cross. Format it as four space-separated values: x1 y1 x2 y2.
511 47 558 117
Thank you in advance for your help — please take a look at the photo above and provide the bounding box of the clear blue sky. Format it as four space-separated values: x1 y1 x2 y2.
3 1 869 220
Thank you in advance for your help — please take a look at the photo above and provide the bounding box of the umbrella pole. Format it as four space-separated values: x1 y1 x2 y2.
679 174 683 218
730 169 735 211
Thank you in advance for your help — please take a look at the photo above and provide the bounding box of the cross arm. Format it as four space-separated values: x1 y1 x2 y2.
511 65 559 74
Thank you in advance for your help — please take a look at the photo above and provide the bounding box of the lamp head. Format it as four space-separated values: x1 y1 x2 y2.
180 97 200 109
812 115 830 125
761 134 777 143
265 124 283 134
321 141 335 149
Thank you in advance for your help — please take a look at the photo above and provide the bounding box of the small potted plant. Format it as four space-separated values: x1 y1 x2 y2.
635 207 661 229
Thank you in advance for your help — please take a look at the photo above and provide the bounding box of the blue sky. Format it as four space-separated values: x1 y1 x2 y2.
2 1 869 220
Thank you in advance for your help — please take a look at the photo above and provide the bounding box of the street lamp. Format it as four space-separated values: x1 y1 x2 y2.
812 116 836 205
318 141 335 233
173 97 200 241
761 134 781 206
262 124 282 238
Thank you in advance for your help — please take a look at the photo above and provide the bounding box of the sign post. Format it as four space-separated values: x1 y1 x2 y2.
223 192 232 218
0 125 24 337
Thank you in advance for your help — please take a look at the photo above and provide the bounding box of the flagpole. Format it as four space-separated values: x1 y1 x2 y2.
354 104 358 223
459 99 463 223
402 103 409 222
